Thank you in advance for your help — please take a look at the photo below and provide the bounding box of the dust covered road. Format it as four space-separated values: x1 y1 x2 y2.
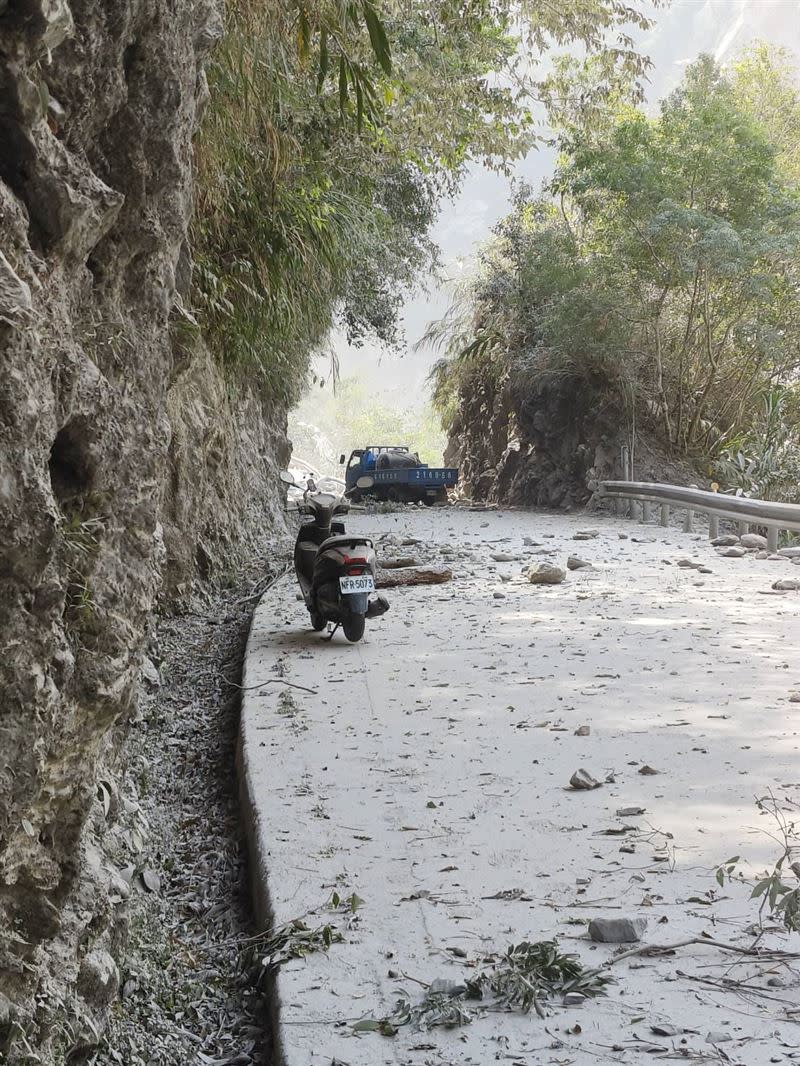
240 506 800 1066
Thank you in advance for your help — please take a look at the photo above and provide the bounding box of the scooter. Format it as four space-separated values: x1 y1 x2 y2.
280 471 389 642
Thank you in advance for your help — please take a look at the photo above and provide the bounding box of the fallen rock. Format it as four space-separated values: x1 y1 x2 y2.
573 530 599 541
379 556 419 569
638 765 660 776
567 556 592 570
719 546 746 558
616 806 646 817
563 992 586 1006
755 550 770 560
527 562 566 585
491 552 518 562
569 769 602 790
740 533 768 549
711 534 739 547
706 1031 733 1045
78 949 120 1008
588 917 647 943
773 579 800 591
574 725 590 737
778 547 800 558
676 558 701 569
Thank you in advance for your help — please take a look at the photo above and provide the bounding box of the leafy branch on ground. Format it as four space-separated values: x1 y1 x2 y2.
241 917 344 979
354 939 610 1036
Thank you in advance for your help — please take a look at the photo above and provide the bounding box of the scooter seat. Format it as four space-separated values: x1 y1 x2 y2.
320 534 373 551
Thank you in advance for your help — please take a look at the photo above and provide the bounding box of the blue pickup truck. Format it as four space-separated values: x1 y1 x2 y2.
340 446 459 505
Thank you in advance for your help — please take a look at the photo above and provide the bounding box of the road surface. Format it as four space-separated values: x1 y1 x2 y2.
239 505 800 1066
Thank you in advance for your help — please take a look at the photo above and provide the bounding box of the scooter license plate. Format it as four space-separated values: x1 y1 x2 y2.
339 574 375 594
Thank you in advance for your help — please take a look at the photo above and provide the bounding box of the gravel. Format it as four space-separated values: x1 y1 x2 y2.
94 564 283 1066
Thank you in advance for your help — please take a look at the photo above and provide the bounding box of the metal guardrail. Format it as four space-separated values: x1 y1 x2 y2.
599 480 800 551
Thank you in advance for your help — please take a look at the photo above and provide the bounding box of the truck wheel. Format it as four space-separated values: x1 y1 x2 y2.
422 494 435 506
343 613 366 642
387 487 403 504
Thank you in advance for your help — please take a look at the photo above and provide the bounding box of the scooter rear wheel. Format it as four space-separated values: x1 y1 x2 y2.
342 613 366 642
310 610 326 632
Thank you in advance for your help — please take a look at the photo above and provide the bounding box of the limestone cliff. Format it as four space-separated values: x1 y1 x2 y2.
445 364 698 508
0 2 288 1059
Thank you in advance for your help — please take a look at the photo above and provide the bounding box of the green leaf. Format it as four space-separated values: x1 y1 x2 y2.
353 1018 382 1032
355 75 364 131
349 892 365 913
361 1 392 75
338 55 348 114
317 27 329 93
297 8 311 61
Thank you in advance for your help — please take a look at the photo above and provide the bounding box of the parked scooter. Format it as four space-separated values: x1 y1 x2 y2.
280 471 389 642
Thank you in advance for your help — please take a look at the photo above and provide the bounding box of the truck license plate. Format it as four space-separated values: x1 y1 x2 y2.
339 574 375 594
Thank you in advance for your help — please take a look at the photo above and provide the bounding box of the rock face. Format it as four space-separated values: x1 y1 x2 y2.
0 2 288 1060
444 363 702 508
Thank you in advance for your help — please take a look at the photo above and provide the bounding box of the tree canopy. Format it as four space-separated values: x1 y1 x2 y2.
192 0 659 406
431 47 800 500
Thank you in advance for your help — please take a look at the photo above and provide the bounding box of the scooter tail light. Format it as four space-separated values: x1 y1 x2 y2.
346 566 367 576
343 556 368 565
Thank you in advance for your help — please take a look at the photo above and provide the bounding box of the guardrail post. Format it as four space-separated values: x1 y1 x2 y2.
738 521 749 536
630 499 641 521
660 503 669 527
708 514 719 540
614 497 624 517
683 509 694 533
767 527 779 552
641 500 652 524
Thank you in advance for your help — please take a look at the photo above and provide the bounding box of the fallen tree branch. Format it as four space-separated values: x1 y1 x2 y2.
232 563 291 606
219 674 317 695
376 566 452 588
606 937 800 966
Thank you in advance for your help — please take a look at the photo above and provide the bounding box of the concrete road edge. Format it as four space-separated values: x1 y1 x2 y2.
236 574 290 1066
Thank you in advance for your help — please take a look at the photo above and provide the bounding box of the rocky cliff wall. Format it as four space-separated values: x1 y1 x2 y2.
0 2 288 1060
445 365 699 508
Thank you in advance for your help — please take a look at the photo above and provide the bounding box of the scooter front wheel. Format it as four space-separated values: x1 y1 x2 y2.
310 610 326 632
342 613 366 643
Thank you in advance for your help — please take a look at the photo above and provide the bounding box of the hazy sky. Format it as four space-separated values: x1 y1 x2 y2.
328 0 800 407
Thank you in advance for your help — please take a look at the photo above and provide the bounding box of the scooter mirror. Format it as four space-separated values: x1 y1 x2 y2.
279 471 296 487
356 475 374 489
